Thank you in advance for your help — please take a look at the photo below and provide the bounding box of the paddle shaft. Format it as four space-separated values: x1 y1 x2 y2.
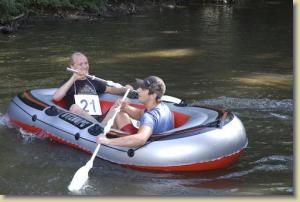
66 67 183 104
89 88 130 163
67 67 130 90
68 86 130 192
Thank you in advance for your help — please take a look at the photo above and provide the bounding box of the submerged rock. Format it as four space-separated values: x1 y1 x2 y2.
0 25 13 34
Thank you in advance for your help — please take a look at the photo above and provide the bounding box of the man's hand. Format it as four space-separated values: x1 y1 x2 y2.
96 135 110 145
111 98 129 112
124 85 134 91
120 100 129 112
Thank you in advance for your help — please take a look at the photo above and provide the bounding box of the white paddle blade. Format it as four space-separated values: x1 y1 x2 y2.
161 95 182 104
67 88 130 192
68 162 92 192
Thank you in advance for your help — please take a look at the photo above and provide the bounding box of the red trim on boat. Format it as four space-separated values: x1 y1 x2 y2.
10 118 92 154
53 99 67 109
100 100 145 113
9 103 243 171
124 149 244 172
23 91 49 108
10 118 42 134
173 111 190 128
100 100 114 114
10 118 244 172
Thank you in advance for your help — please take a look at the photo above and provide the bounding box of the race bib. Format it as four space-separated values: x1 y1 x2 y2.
74 94 102 115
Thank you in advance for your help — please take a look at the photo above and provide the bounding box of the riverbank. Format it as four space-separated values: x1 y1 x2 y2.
0 0 288 35
0 0 132 34
0 0 241 34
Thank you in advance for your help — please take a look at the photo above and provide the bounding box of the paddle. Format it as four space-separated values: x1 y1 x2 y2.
66 67 183 104
68 88 131 192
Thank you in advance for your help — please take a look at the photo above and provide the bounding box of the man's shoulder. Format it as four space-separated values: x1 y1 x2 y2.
143 104 167 120
158 102 172 112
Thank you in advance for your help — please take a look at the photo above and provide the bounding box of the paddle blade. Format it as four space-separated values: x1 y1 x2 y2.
68 161 93 192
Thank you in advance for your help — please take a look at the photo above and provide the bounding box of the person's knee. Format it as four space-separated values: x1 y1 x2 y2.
69 104 82 114
115 112 131 129
116 112 128 121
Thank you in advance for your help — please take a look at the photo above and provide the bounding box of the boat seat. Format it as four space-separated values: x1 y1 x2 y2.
53 99 67 109
100 101 190 128
53 99 190 128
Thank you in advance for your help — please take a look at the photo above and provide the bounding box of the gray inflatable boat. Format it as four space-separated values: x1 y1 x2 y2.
7 88 248 172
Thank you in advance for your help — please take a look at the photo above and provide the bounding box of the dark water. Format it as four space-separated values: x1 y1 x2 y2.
0 2 293 196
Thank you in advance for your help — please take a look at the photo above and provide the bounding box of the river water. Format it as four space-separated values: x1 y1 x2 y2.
0 1 293 196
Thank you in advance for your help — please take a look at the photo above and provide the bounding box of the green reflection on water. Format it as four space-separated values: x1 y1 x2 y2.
0 3 293 195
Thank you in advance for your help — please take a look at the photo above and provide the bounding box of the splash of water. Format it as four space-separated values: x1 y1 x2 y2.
0 113 13 128
0 112 45 142
185 154 293 189
252 155 293 164
19 128 39 143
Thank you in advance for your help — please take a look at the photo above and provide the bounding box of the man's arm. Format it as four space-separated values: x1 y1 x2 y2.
97 125 152 148
105 85 133 95
122 103 144 120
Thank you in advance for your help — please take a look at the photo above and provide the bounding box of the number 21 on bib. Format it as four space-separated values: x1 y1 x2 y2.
74 94 102 115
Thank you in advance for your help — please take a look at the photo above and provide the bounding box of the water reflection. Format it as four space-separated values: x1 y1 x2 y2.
94 48 201 64
0 1 293 196
232 73 293 89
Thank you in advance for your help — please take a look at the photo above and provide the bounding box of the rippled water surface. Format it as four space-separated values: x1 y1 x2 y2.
0 1 293 196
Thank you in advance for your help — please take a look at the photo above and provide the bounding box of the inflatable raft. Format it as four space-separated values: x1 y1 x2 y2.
7 88 248 172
